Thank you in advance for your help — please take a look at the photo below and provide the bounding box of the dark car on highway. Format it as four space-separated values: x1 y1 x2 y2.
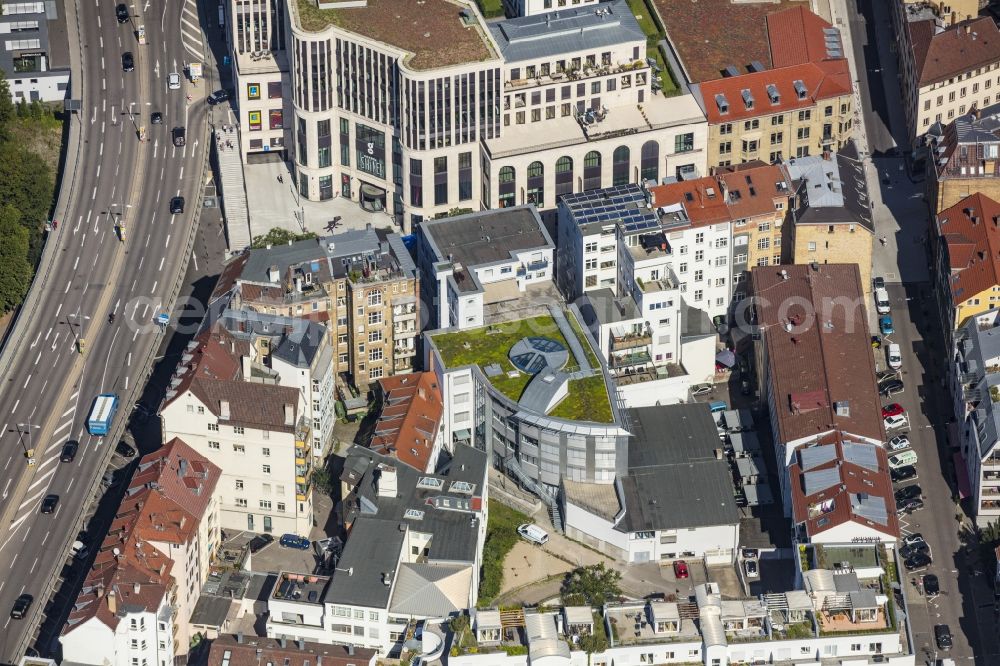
170 196 185 214
60 441 78 463
115 3 129 22
890 465 917 483
116 441 136 458
122 51 134 72
10 594 32 619
172 126 186 147
40 494 59 514
151 111 163 125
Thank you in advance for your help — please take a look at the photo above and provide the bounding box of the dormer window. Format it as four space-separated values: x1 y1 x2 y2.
715 93 729 114
742 89 754 110
793 80 807 100
766 84 780 105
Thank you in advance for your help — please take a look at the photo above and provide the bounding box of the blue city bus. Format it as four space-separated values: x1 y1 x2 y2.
87 393 119 436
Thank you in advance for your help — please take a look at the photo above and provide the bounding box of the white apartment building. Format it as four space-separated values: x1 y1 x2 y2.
502 0 598 18
416 205 555 330
894 5 1000 139
230 0 706 230
482 2 708 215
160 328 313 536
60 438 222 664
213 309 336 458
952 308 1000 527
558 184 717 403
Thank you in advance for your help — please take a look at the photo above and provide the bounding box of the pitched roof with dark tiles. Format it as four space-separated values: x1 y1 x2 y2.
751 263 884 445
654 0 810 83
936 192 1000 304
910 16 1000 87
788 431 899 540
648 163 793 226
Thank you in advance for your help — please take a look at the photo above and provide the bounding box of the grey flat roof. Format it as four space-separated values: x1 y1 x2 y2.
579 289 641 325
421 206 552 269
784 140 873 232
490 0 645 63
324 518 404 608
189 596 234 627
217 309 325 368
241 238 326 283
618 404 739 531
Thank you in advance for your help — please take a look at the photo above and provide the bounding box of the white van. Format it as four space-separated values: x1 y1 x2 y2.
887 343 902 370
517 523 549 545
888 450 918 469
875 288 891 315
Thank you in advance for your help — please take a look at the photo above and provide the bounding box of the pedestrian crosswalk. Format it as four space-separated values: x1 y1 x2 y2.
180 0 204 61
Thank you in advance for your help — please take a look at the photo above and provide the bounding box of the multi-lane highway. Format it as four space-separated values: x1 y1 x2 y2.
0 0 211 658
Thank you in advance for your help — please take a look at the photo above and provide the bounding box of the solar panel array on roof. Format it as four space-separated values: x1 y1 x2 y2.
851 493 889 525
841 442 879 472
562 185 658 233
802 467 841 496
799 444 837 472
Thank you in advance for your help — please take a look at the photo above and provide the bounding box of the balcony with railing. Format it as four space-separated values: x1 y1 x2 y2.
505 59 649 92
610 330 652 351
610 350 652 369
516 258 550 277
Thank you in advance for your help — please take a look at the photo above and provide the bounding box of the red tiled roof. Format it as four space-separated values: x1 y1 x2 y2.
696 60 851 124
648 162 793 226
751 264 885 445
936 192 1000 304
788 431 899 540
766 5 837 69
654 0 809 83
910 17 1000 87
370 372 443 473
208 635 376 666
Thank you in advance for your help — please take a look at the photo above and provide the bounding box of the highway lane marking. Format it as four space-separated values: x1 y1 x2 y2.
1 479 9 499
90 106 96 124
64 279 71 294
52 421 71 437
11 399 18 411
29 557 37 574
99 35 103 49
8 553 15 568
100 326 121 391
44 326 52 341
127 352 131 367
61 407 72 417
50 331 60 351
26 467 55 492
102 77 106 91
192 251 198 271
91 185 97 200
157 256 163 271
165 233 170 248
55 302 62 318
67 478 74 492
101 56 105 71
132 329 139 342
130 278 137 291
41 531 48 546
22 374 30 389
152 280 158 292
34 351 40 365
72 255 79 271
29 330 40 348
96 164 101 181
179 166 184 180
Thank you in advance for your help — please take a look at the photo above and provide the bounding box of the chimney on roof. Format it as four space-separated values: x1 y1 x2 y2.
822 150 831 161
966 23 971 34
178 458 188 479
220 400 231 420
417 386 426 400
242 355 252 378
278 638 287 649
268 265 280 283
297 639 305 651
134 582 141 594
377 464 398 498
107 588 117 615
283 403 295 426
347 645 355 656
237 632 244 644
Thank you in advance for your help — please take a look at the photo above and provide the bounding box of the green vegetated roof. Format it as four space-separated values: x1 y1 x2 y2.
432 314 613 423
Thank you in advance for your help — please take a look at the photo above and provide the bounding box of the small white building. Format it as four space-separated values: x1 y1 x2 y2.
416 206 555 331
563 404 740 565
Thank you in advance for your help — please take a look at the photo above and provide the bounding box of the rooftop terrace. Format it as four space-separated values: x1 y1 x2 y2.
430 313 613 423
292 0 496 71
271 571 329 604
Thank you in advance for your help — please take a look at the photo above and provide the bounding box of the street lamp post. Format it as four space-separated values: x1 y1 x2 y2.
65 311 91 348
10 423 40 465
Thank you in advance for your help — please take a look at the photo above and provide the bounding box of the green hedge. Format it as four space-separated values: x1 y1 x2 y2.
475 0 504 18
479 500 529 604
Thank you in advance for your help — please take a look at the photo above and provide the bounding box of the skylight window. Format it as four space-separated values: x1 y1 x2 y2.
417 477 444 490
404 509 425 520
450 481 476 494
